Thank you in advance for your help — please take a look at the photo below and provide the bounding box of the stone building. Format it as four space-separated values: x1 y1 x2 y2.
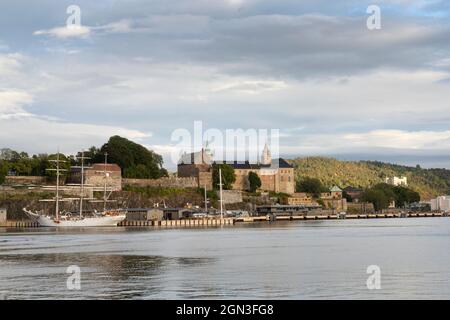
229 158 295 194
343 186 364 202
281 192 317 205
177 144 295 194
69 163 122 191
177 148 213 190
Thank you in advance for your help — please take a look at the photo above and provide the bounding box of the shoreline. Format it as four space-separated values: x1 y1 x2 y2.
0 212 448 229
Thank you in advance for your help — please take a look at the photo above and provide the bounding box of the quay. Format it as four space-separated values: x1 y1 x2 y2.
118 218 234 227
0 212 448 228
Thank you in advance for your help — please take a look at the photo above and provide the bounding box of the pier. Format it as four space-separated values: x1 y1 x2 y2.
0 213 448 228
118 218 234 227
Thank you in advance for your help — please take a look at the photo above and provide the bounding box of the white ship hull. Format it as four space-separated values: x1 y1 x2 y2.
24 209 125 227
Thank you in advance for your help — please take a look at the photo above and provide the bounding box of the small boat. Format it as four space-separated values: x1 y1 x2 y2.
24 150 125 227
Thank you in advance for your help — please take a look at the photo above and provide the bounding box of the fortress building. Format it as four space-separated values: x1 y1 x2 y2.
177 143 295 194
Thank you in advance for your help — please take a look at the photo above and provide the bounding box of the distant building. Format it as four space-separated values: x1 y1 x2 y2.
177 148 213 190
430 196 450 212
320 186 347 212
178 143 295 194
343 186 364 202
69 163 122 191
385 176 408 187
228 157 295 195
282 192 316 206
321 186 343 200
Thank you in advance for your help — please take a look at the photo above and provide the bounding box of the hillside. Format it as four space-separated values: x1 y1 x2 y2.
289 157 450 200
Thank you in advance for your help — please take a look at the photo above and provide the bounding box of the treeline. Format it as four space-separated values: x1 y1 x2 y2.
362 183 420 211
290 157 450 199
0 136 168 183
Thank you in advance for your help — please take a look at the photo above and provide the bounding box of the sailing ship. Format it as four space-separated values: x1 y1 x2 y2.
23 150 126 227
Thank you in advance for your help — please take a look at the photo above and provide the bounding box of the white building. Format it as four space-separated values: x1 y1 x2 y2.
430 196 450 212
385 176 408 187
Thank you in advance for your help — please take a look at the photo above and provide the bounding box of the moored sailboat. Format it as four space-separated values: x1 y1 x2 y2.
23 150 126 227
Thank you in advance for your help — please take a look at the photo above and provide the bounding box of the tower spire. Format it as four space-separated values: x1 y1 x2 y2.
261 141 272 165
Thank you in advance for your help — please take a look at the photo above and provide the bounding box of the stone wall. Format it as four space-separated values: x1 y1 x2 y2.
123 177 199 189
198 171 213 190
219 190 243 204
85 174 122 191
346 202 375 214
0 209 6 223
4 176 48 185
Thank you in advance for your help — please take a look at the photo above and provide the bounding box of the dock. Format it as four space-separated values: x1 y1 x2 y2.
234 212 447 222
0 213 447 228
118 218 234 227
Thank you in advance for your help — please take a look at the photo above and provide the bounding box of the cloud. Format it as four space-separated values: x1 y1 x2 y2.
3 1 450 168
0 53 24 75
0 116 151 155
342 130 450 150
279 129 450 155
33 26 90 39
0 90 33 119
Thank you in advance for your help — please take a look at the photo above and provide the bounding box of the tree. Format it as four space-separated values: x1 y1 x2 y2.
343 191 353 202
362 189 391 212
212 164 236 190
248 171 261 193
0 160 9 184
362 183 420 211
96 136 167 179
45 153 71 179
296 177 327 198
393 186 420 207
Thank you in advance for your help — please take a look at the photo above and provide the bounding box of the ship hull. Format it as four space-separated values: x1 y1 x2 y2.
24 209 126 227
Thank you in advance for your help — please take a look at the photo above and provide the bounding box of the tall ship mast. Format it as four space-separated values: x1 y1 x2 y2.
23 149 126 227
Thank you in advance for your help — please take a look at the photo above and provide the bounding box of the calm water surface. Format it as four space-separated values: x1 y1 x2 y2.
1 218 450 299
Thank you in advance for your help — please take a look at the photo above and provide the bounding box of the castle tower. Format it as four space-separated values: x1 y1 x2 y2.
261 142 272 165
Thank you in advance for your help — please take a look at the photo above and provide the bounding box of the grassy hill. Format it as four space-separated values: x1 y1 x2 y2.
289 157 450 200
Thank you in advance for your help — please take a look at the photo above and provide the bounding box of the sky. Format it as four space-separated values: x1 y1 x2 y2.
1 0 450 170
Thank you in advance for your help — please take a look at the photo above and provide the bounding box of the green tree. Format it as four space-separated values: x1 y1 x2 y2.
362 189 391 212
212 164 236 190
248 171 262 193
45 153 71 179
296 177 327 198
96 136 167 179
393 186 420 207
343 191 353 202
0 160 9 184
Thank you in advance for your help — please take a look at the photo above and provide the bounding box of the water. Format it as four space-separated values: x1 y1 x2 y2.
1 218 450 299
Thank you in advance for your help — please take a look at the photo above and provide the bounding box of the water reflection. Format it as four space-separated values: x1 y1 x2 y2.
1 218 450 299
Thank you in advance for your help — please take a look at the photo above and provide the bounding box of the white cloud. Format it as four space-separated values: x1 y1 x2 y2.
280 129 450 154
0 53 24 76
0 117 151 154
34 26 90 39
342 130 450 149
0 90 33 119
